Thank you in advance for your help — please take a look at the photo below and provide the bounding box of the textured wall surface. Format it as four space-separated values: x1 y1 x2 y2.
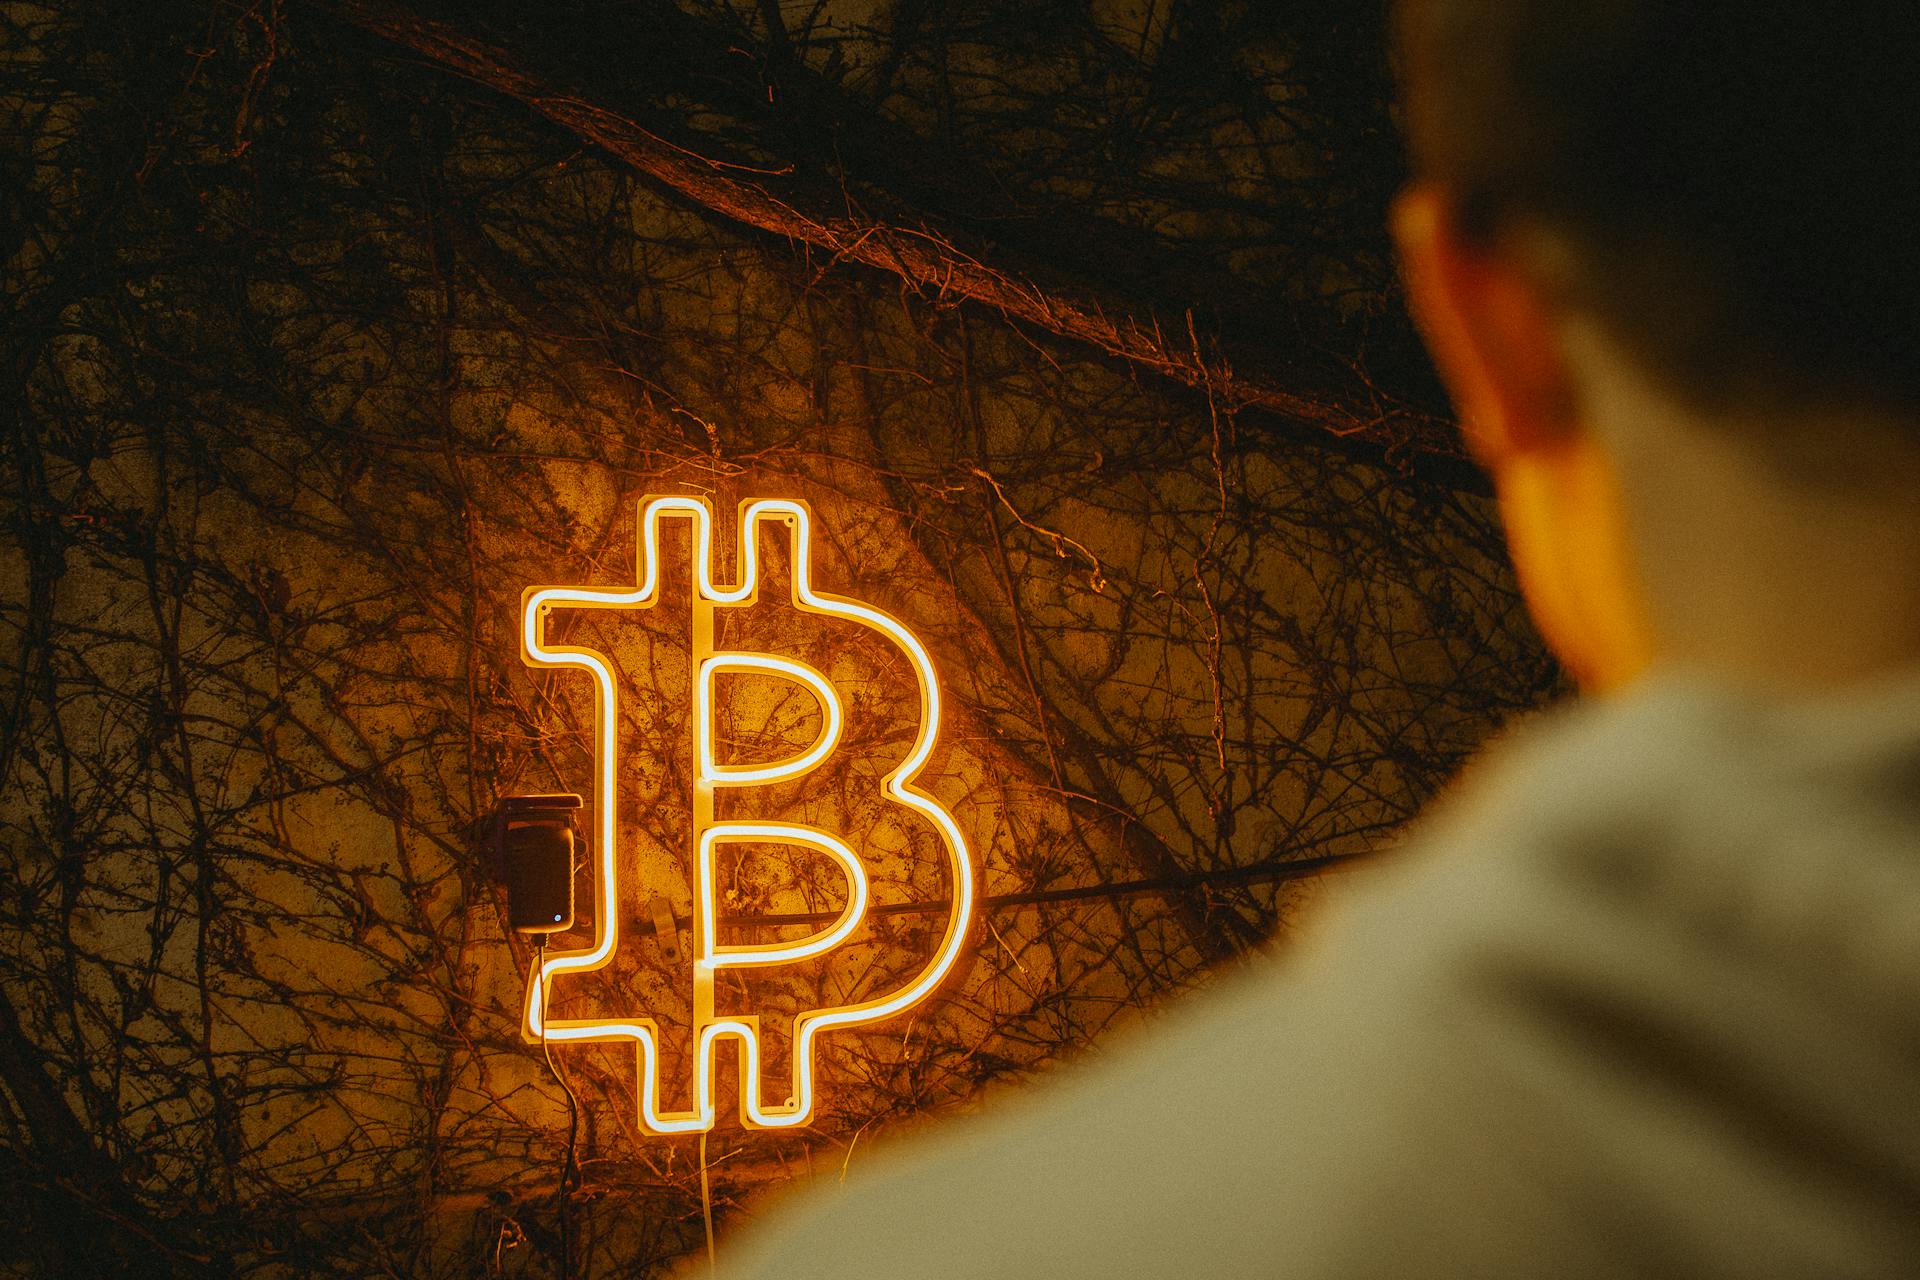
0 3 1557 1274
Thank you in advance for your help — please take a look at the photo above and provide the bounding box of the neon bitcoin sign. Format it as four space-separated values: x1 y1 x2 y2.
518 496 974 1133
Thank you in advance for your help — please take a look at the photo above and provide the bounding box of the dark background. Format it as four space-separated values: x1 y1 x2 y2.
0 2 1554 1274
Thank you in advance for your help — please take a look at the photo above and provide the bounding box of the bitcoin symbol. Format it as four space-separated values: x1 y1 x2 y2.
517 496 974 1134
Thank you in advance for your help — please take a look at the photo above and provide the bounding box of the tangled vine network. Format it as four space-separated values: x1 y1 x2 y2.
0 2 1558 1275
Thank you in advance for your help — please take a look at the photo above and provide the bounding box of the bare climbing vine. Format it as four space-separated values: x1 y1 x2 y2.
0 3 1557 1275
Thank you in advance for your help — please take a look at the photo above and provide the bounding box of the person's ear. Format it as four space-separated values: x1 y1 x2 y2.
1390 185 1578 466
1392 184 1654 692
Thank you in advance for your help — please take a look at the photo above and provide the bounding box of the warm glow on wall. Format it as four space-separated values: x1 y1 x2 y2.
518 496 974 1134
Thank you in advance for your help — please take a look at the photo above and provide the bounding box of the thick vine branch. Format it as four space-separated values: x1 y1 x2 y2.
702 848 1373 930
322 0 1472 475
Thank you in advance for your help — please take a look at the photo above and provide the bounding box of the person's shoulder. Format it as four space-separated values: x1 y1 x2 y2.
1401 670 1906 894
1318 678 1715 949
1369 665 1920 1041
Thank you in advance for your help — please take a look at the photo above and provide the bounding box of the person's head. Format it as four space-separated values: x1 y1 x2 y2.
1389 1 1920 692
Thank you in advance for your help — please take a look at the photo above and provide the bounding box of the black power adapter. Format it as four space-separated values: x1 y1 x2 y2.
492 794 581 933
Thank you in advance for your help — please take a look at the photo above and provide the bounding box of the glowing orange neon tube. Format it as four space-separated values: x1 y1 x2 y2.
518 496 974 1133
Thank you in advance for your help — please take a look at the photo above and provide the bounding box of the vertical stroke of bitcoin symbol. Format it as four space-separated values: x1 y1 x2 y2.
518 496 974 1134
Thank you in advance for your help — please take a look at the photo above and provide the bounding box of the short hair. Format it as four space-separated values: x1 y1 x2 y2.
1394 0 1920 424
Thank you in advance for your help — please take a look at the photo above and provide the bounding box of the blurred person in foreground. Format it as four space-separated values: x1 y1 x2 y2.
724 2 1920 1274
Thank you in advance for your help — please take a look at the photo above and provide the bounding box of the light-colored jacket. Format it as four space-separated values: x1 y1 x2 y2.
724 669 1920 1277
